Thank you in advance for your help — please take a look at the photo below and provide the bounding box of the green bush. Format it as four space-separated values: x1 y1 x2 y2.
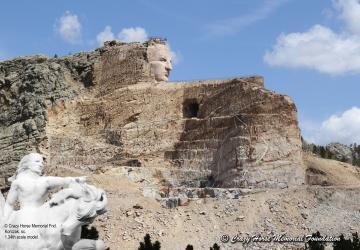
305 231 325 250
333 233 360 250
138 234 161 250
210 243 220 250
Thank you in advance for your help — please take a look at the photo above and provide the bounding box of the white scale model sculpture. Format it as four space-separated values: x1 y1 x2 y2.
0 153 107 250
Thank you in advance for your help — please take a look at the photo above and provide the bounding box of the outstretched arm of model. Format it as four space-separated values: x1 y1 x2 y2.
44 176 87 189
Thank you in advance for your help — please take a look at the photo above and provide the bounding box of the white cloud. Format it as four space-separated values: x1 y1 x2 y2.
264 25 360 74
56 11 82 44
303 107 360 145
335 0 360 35
96 26 115 45
264 0 360 75
117 27 148 43
207 0 289 37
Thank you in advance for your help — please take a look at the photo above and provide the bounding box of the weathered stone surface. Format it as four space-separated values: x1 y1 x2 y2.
326 142 352 162
0 40 304 190
160 197 181 208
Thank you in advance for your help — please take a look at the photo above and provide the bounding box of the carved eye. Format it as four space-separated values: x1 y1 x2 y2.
160 58 167 62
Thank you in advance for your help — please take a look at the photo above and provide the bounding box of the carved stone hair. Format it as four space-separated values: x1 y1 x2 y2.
8 152 43 182
144 37 167 47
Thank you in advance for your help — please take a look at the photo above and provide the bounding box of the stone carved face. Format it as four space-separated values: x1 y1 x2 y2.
147 43 173 82
29 154 44 175
20 153 44 175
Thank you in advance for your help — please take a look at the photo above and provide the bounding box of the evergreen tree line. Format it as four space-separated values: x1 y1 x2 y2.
306 231 360 250
137 234 221 250
138 232 360 250
351 143 360 167
302 138 360 167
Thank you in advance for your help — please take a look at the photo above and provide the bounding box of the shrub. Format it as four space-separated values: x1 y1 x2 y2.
138 234 161 250
333 233 360 250
210 243 220 250
305 231 325 250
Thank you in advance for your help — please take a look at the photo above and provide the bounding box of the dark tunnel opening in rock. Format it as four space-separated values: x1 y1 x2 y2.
183 99 199 118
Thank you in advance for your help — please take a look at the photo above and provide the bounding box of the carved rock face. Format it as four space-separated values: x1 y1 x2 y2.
147 43 172 81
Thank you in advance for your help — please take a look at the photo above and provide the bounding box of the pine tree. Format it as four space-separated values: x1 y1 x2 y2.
320 146 326 158
210 243 220 250
352 232 360 250
333 234 353 250
306 232 325 250
312 145 318 154
138 234 161 250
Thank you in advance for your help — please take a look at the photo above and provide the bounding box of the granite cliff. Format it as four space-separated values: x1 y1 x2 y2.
0 39 304 191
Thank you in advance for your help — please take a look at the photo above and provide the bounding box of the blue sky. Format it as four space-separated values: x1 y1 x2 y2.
1 0 359 145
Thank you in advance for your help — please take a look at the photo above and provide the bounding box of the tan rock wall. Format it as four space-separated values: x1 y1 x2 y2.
93 43 153 95
0 41 304 189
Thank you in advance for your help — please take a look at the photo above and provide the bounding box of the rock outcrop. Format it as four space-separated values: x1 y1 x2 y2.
0 51 100 187
327 142 353 162
0 40 304 190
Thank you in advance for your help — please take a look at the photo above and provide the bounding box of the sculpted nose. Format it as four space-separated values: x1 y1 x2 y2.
166 61 173 71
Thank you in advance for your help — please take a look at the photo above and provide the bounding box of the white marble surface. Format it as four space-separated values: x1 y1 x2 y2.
0 153 107 250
